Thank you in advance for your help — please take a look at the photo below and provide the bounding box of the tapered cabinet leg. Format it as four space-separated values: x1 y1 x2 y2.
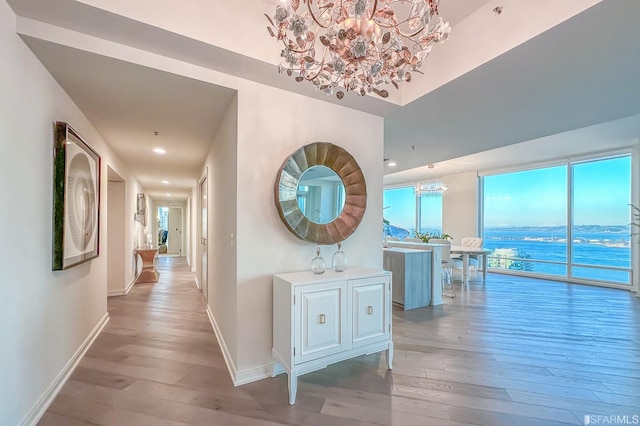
287 371 298 405
386 342 394 370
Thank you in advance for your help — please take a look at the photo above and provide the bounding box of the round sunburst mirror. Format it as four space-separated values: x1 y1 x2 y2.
275 142 367 244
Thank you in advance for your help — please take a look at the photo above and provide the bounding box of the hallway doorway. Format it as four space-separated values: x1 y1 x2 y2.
167 207 182 255
199 174 208 300
157 206 183 256
107 167 125 296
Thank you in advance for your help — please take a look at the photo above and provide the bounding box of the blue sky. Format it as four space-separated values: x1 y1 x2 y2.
484 156 631 226
384 156 631 229
383 187 443 231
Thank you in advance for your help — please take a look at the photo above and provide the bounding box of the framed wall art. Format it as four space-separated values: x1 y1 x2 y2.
52 122 101 270
135 193 146 226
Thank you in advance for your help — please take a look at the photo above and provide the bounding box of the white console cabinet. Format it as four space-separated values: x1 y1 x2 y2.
272 267 393 404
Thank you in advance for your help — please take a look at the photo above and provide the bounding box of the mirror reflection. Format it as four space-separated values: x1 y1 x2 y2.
297 165 345 224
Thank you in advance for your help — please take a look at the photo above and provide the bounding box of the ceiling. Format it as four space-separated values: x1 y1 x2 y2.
384 0 640 178
8 0 640 200
22 41 237 200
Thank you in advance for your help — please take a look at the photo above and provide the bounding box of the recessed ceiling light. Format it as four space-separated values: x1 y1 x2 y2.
388 161 397 167
162 180 169 184
166 193 171 196
153 148 166 154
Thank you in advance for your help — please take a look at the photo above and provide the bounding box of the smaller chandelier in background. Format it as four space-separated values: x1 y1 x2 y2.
266 0 451 99
415 164 448 197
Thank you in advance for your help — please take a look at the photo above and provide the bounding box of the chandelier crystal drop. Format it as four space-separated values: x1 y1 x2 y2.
266 0 451 99
415 164 448 197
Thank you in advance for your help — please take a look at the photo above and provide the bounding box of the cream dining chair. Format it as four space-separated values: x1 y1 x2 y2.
429 239 455 298
452 237 483 279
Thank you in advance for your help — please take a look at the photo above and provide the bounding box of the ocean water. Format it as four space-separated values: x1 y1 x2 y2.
386 224 633 284
484 226 632 284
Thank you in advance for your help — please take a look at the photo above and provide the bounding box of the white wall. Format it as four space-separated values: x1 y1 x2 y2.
234 84 384 377
0 2 145 423
202 94 239 372
198 82 384 383
441 171 480 245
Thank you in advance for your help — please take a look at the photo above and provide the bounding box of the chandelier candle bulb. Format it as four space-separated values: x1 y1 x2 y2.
266 0 451 99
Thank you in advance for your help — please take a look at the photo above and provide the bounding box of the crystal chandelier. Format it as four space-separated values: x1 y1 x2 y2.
415 164 448 197
266 0 451 99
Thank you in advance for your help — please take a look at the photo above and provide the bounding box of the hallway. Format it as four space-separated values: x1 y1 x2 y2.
38 257 291 425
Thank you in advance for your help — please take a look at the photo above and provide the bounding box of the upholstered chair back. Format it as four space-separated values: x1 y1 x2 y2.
460 237 483 248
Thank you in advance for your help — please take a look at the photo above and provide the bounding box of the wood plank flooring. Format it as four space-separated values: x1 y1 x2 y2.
39 257 640 425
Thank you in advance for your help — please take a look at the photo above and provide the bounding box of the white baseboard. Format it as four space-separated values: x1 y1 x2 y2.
205 306 237 385
21 312 110 426
235 362 274 386
107 276 137 297
194 275 200 290
204 306 271 387
124 276 136 295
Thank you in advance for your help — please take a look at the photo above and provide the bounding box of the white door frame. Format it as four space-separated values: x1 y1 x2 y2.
199 170 208 300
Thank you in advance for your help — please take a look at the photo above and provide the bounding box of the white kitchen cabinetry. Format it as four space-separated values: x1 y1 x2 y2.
272 267 393 405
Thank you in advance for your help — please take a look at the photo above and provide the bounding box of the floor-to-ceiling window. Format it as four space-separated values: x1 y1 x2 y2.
383 186 444 238
570 156 632 284
420 196 443 236
482 154 632 286
383 187 415 239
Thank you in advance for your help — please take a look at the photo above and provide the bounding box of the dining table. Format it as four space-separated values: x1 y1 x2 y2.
449 245 492 288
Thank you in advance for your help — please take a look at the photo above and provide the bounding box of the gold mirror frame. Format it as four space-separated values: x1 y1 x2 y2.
275 142 367 244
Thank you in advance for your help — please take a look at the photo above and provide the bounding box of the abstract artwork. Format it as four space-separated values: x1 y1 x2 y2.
135 193 146 226
52 122 101 270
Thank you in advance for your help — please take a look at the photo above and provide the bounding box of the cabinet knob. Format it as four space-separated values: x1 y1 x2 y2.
367 306 374 315
319 314 326 324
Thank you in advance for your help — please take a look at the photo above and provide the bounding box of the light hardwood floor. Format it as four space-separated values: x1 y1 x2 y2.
39 257 640 425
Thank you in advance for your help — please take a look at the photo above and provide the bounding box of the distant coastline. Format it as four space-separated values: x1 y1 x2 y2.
386 224 632 246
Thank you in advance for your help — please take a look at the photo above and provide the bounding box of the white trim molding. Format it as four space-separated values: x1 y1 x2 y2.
124 276 136 295
205 305 237 385
204 306 271 387
21 312 110 426
107 276 137 297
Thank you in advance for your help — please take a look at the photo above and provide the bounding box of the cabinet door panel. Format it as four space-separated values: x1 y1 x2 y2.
350 278 389 347
297 284 345 363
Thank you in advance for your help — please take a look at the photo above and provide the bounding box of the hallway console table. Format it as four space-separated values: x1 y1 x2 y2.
272 267 393 405
134 248 159 283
